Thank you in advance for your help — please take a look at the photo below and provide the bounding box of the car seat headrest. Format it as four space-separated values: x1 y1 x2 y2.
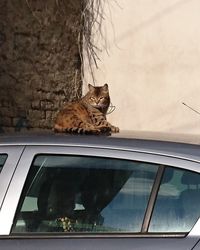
181 171 200 185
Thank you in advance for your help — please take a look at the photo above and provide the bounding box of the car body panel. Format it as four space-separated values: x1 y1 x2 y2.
193 239 200 250
0 236 198 250
0 132 200 249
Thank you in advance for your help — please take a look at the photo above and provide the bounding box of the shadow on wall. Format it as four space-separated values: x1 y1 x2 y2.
0 116 30 133
14 116 30 132
112 0 193 47
0 117 4 133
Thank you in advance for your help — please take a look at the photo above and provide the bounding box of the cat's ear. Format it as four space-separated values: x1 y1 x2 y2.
103 83 108 91
88 84 95 91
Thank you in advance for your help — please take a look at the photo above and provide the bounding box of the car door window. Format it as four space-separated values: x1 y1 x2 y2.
11 155 158 234
0 154 7 173
149 167 200 233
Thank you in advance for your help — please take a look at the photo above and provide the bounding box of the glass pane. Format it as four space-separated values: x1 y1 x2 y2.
149 167 200 233
12 155 158 234
0 154 7 173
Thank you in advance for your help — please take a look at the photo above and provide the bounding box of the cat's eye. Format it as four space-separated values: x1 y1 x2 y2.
90 97 95 101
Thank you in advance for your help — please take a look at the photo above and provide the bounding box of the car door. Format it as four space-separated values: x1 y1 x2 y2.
0 145 200 250
0 146 24 209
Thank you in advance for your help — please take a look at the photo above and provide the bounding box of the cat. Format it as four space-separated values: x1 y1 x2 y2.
54 83 119 134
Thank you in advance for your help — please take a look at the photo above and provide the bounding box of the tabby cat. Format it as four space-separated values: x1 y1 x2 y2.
54 84 119 134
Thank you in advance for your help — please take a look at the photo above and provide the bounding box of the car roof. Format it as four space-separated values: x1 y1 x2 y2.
0 130 200 162
0 130 200 144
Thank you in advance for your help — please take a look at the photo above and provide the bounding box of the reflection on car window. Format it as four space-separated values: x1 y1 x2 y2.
149 167 200 233
11 155 158 234
0 154 7 173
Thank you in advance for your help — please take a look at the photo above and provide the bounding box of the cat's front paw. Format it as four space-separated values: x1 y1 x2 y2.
111 126 119 133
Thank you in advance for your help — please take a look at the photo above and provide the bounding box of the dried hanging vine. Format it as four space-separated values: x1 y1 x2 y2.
80 0 106 85
24 0 117 86
81 0 119 85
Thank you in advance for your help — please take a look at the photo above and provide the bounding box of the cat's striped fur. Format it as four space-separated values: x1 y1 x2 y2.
54 84 119 134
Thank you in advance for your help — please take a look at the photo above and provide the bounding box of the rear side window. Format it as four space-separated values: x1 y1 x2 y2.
0 154 7 173
11 155 158 233
149 167 200 233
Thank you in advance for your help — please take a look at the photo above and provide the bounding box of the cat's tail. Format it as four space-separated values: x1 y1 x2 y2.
65 127 86 134
64 127 102 135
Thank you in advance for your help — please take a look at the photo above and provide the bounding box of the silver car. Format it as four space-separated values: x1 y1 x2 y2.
0 131 200 250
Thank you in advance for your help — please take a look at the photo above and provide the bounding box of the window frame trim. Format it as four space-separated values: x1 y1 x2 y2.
141 165 165 233
0 146 25 209
0 145 200 237
3 232 187 239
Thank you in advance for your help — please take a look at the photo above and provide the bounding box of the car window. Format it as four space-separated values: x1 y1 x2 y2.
11 155 158 234
149 167 200 233
0 154 7 173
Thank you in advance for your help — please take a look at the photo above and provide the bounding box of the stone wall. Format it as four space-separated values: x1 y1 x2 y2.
0 0 82 132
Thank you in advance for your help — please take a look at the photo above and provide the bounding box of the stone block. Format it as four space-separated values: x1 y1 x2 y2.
2 117 12 127
28 110 45 120
31 100 41 110
40 100 53 110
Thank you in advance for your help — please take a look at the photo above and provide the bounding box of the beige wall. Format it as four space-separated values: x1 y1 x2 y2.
83 0 200 134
